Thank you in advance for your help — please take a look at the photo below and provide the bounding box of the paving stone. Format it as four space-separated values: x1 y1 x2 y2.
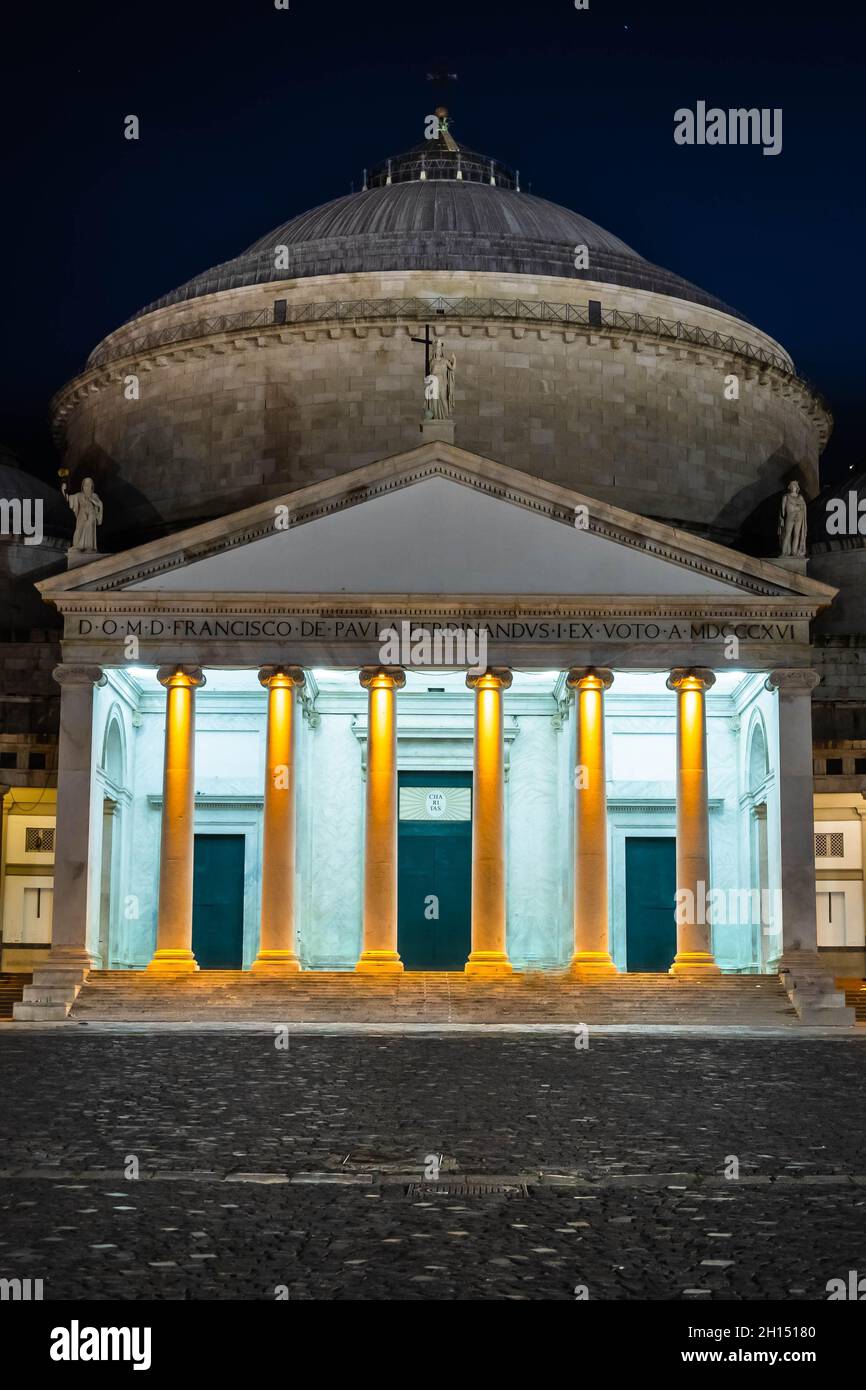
0 1032 865 1298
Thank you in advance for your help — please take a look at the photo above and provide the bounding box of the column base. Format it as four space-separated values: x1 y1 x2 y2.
250 951 301 975
669 951 722 978
146 949 199 974
776 950 855 1024
355 950 404 975
464 951 513 978
569 951 619 978
46 946 94 973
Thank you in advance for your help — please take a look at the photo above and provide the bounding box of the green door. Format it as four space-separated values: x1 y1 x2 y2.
398 773 472 970
625 836 677 972
192 834 245 969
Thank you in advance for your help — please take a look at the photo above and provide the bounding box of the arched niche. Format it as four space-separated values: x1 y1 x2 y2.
747 717 769 793
100 712 126 789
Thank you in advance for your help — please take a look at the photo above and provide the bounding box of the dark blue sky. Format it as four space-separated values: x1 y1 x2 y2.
2 0 863 483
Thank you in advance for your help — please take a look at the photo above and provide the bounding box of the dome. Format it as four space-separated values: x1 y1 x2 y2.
60 118 825 551
127 130 733 322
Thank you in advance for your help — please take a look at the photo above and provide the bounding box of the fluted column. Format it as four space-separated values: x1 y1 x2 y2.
765 669 821 966
567 667 617 976
465 668 513 977
252 666 305 974
667 667 720 976
49 664 107 972
147 665 206 973
356 666 406 974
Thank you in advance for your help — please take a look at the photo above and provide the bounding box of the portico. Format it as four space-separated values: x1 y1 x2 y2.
16 444 845 1019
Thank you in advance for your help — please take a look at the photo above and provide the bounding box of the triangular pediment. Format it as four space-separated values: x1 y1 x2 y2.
39 443 836 606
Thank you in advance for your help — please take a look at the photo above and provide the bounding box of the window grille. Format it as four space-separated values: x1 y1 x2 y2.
25 826 55 854
814 832 844 858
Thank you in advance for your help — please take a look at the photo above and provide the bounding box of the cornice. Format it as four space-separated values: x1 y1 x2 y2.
46 593 824 621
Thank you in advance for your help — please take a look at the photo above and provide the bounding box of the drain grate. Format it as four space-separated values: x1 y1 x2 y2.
405 1181 529 1198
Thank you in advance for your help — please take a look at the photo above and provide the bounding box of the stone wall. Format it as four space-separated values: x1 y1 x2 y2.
54 270 827 544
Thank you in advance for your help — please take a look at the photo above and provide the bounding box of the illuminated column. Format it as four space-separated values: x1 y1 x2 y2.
667 667 721 976
356 666 406 974
49 664 107 972
765 669 821 965
147 666 206 973
567 667 617 976
465 668 513 977
252 666 305 974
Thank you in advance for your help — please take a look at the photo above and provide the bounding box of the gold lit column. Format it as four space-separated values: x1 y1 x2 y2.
147 665 206 973
667 667 721 977
567 667 617 976
356 667 406 974
465 668 513 977
252 666 305 974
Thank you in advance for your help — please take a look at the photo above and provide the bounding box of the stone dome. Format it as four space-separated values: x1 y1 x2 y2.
55 118 830 547
129 135 732 322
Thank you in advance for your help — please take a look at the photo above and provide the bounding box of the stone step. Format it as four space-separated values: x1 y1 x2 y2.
67 970 800 1026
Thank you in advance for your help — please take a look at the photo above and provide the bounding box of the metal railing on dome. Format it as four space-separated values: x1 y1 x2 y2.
84 295 815 394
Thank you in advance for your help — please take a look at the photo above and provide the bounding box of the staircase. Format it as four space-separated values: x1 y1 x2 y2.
843 982 866 1022
70 970 799 1026
0 973 32 1020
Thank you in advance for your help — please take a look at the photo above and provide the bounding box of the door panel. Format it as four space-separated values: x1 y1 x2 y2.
398 773 472 970
192 834 245 969
625 836 677 972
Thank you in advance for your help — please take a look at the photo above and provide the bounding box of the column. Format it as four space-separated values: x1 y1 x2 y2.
667 667 721 976
252 666 305 974
465 668 513 977
567 667 617 975
765 669 821 966
147 665 206 973
48 664 107 973
355 666 406 974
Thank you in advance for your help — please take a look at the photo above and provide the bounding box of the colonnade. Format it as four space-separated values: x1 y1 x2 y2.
46 661 822 978
143 662 720 976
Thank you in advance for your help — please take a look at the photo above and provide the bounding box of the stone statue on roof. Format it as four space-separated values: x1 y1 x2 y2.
62 476 103 552
778 480 807 558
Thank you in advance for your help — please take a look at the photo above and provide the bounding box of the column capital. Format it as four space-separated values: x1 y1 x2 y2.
466 667 513 692
666 667 716 693
156 665 206 690
258 665 305 690
359 666 406 691
765 669 820 695
53 664 107 688
566 666 614 692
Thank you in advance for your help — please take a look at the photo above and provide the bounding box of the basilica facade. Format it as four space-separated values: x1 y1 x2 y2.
3 118 864 1021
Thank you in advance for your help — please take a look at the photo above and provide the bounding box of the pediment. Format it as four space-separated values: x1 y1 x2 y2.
39 443 835 605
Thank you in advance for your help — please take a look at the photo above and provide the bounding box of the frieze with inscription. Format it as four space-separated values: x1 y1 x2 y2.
67 614 804 645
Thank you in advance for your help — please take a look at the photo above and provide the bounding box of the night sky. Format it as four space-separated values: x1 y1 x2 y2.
2 0 863 485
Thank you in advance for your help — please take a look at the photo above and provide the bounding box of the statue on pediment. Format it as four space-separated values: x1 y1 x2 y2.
778 480 807 558
62 476 103 552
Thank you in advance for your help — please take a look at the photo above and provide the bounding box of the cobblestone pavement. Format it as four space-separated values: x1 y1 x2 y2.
1 1030 865 1299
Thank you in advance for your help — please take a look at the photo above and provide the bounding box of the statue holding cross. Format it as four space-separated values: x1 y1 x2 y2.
413 326 456 420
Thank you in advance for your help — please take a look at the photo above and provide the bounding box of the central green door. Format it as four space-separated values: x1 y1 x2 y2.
625 836 677 972
192 834 245 969
398 772 472 970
